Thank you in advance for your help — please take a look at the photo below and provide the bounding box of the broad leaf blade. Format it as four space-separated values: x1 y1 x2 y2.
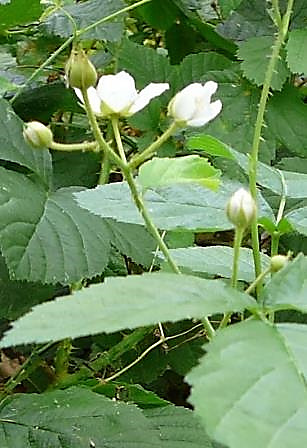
0 98 52 184
286 29 307 74
0 168 111 284
0 0 42 31
0 273 256 346
261 254 307 313
138 156 221 191
163 246 270 282
286 206 307 236
187 320 307 448
75 180 272 232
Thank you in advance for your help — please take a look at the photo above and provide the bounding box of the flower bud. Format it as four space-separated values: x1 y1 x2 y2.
270 255 289 272
65 48 97 90
226 188 256 229
23 121 53 148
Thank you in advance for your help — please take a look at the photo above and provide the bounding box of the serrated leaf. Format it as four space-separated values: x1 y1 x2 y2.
0 387 162 447
107 221 156 268
262 254 307 313
266 85 307 157
187 320 307 448
44 0 125 40
0 98 52 185
238 36 289 90
163 246 270 282
138 156 221 192
75 180 272 232
0 273 256 346
286 206 307 236
0 0 42 31
286 29 307 74
0 168 111 285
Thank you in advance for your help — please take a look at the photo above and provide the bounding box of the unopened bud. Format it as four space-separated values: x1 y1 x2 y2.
23 121 53 148
226 188 256 229
65 48 97 90
270 255 288 272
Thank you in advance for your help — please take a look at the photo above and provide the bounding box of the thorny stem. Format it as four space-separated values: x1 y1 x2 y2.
248 0 294 294
10 0 153 104
129 121 179 169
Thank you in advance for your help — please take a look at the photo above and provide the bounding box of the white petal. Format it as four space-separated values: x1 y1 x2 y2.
74 87 101 115
169 84 204 122
201 80 218 97
129 83 169 114
188 99 222 127
97 71 137 114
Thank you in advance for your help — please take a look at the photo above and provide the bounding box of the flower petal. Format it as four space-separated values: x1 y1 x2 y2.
97 71 137 114
168 83 204 122
74 87 102 115
188 99 222 127
129 83 169 114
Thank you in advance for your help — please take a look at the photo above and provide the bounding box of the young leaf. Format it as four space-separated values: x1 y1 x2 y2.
261 254 307 313
75 180 273 232
138 156 221 192
0 168 111 285
187 320 307 448
238 36 289 90
286 29 307 74
162 246 271 282
0 273 256 347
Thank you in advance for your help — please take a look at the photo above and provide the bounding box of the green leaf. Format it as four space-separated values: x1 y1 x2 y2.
238 36 289 90
218 0 244 18
163 246 271 282
0 386 214 448
187 320 307 448
266 85 307 157
44 0 125 40
0 387 162 447
0 76 16 95
0 98 52 185
217 0 275 41
0 255 55 320
262 254 307 313
286 206 307 236
188 134 234 159
0 273 256 346
286 29 307 74
138 156 221 192
75 180 272 232
143 405 216 448
0 0 42 31
137 0 179 30
0 168 111 285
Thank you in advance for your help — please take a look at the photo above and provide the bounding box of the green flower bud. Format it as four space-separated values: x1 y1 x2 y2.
226 188 256 229
270 255 289 272
23 121 53 148
65 48 97 90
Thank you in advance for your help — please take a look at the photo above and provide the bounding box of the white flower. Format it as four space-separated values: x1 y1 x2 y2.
23 121 53 148
168 81 222 127
74 71 169 117
226 188 256 229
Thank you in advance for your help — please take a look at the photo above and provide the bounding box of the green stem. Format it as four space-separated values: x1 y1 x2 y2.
271 231 281 257
219 226 244 329
50 140 98 152
248 0 294 293
98 152 111 184
112 117 127 163
54 338 73 380
245 266 271 295
129 121 179 169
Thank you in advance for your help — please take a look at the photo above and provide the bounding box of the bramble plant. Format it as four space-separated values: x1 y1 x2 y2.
0 0 306 447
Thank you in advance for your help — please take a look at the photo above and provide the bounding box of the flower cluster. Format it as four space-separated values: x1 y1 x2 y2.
72 69 222 127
